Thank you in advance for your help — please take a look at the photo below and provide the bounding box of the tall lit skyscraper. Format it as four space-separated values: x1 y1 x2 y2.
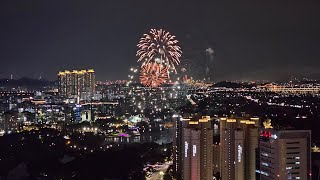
173 114 192 179
258 129 311 180
220 117 259 180
58 69 95 102
173 115 213 180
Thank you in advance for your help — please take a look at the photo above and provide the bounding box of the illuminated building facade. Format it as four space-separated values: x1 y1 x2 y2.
35 105 65 124
260 84 320 94
80 102 119 122
174 115 213 180
58 69 95 102
258 130 311 180
173 114 190 179
182 127 201 180
220 117 259 180
0 112 19 133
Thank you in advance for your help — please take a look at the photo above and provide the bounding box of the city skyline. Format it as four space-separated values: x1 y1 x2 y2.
0 2 319 179
1 1 320 81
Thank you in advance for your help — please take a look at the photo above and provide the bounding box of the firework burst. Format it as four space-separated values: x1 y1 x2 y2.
137 29 182 73
140 62 168 87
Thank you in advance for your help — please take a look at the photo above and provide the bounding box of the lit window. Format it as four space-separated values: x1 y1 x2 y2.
261 162 269 167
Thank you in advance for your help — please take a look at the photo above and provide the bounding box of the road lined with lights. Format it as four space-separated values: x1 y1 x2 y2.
146 161 171 180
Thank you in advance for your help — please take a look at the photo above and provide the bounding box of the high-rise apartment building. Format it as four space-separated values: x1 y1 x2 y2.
212 143 220 177
58 69 95 102
173 114 190 178
173 115 213 180
220 117 259 180
258 129 311 180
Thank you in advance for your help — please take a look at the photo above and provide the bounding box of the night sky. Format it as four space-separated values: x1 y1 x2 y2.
0 1 320 81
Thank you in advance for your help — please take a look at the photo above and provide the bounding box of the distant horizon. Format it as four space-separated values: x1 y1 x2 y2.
0 75 319 83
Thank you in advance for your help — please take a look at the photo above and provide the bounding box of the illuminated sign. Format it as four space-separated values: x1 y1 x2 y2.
193 145 197 156
260 131 272 138
260 131 278 140
238 145 242 162
185 142 188 157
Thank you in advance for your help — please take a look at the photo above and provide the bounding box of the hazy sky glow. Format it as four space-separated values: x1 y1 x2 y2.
0 1 320 81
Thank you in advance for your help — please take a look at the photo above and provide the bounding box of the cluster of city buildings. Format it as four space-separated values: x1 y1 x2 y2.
259 83 320 94
173 115 311 180
58 69 96 103
0 69 97 134
0 69 317 179
0 69 188 134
